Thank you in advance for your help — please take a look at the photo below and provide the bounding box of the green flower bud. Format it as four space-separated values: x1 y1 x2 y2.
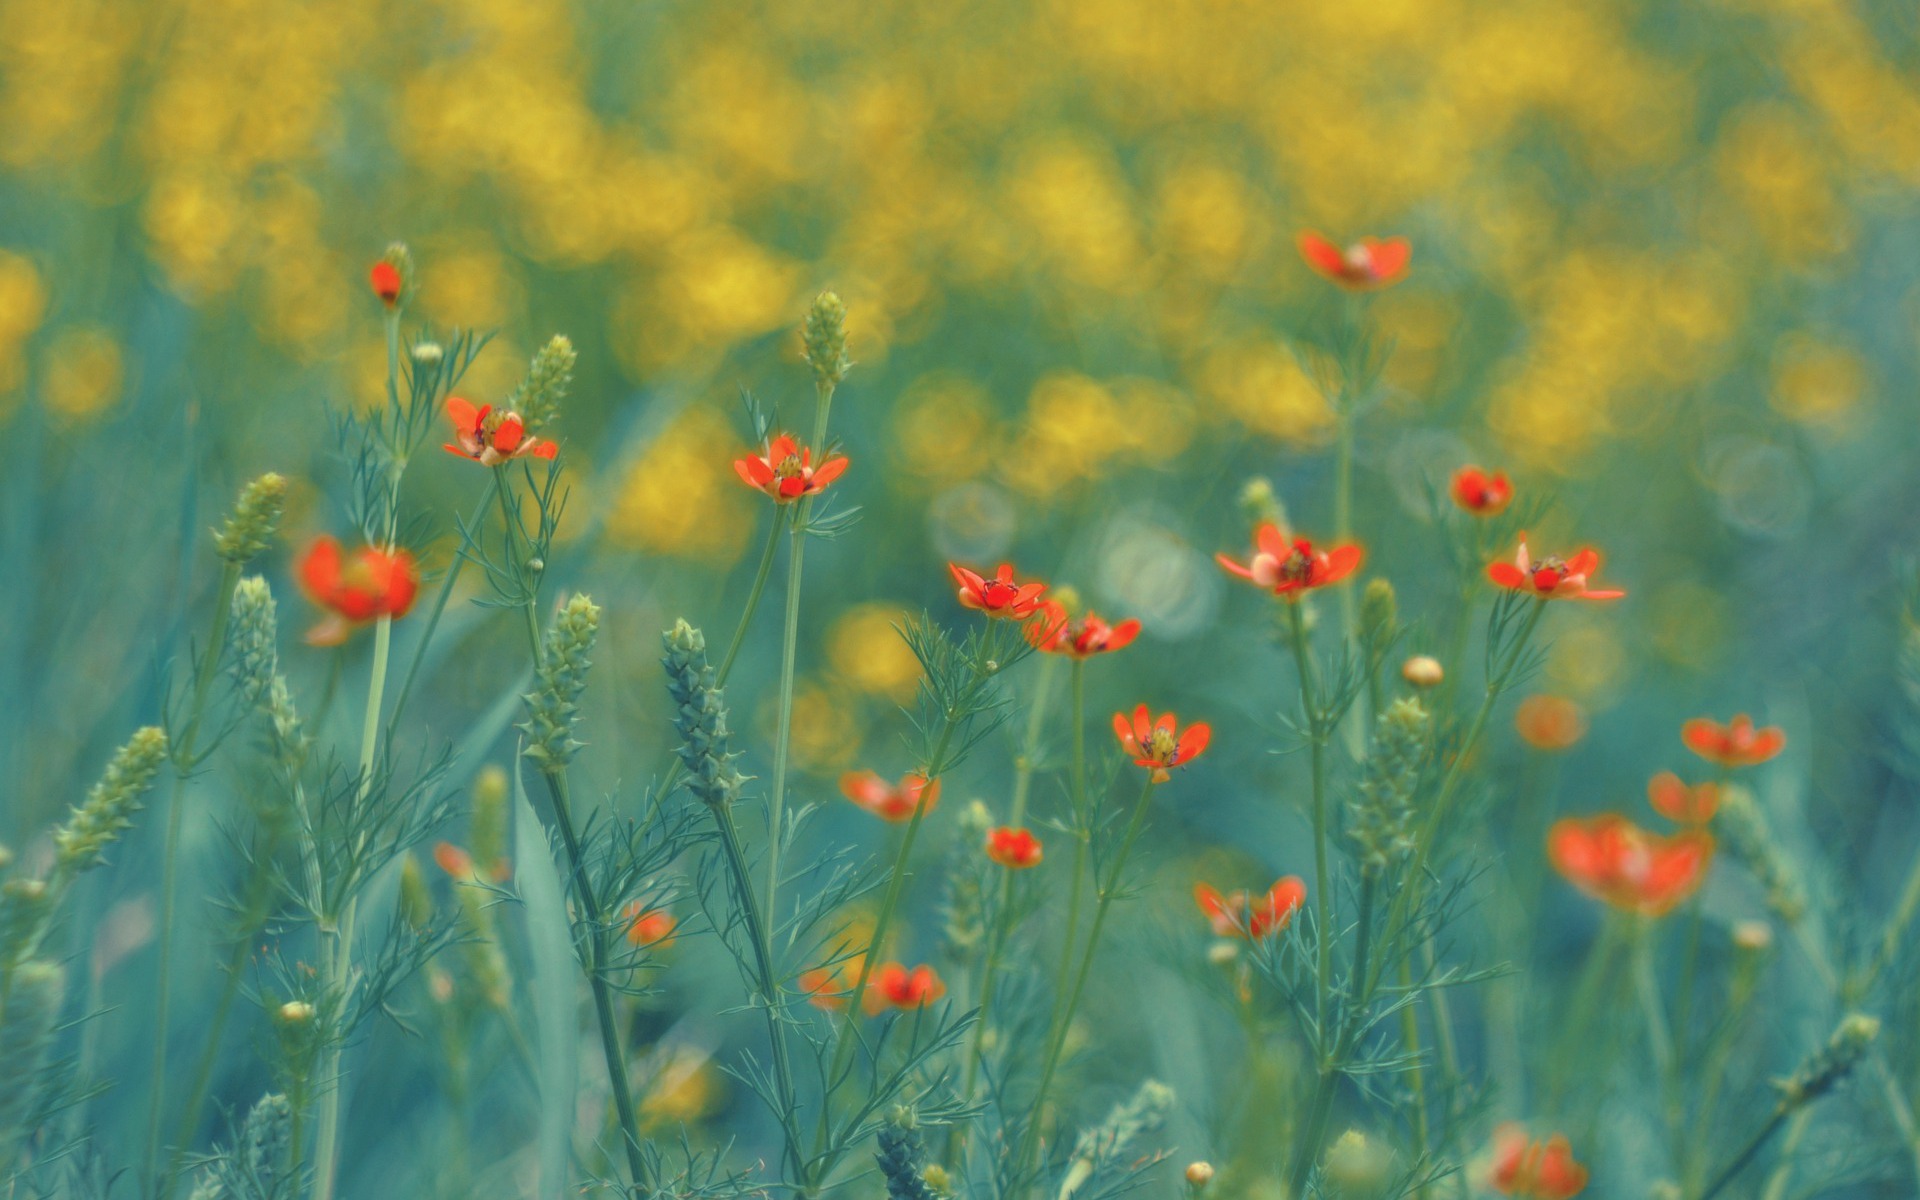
56 726 168 878
215 473 287 564
802 292 852 389
522 595 601 772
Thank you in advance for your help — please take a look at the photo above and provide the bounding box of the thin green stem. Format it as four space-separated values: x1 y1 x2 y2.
1045 662 1091 1106
1703 1103 1794 1200
542 768 654 1194
1016 774 1159 1185
144 557 240 1198
764 518 805 935
1286 600 1333 1041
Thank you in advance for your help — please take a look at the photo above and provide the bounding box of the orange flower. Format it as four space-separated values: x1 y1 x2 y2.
1216 524 1364 600
1682 714 1785 769
1548 814 1713 917
839 771 940 821
1114 704 1211 782
949 562 1047 619
1194 878 1307 939
1515 695 1588 752
1488 1126 1589 1199
1647 772 1720 825
443 396 558 466
799 966 853 1011
1027 600 1141 658
298 536 421 646
370 261 402 306
1487 537 1623 601
433 840 510 884
732 433 848 503
622 903 678 949
1451 466 1513 516
1297 231 1412 291
985 827 1043 869
863 963 945 1015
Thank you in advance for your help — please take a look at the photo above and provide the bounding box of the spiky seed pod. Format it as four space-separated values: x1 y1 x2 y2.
1059 1080 1176 1195
0 960 65 1154
1715 786 1807 924
802 291 852 389
660 621 746 809
1359 579 1397 650
215 473 288 564
1780 1013 1879 1107
54 726 168 879
470 764 510 879
522 595 601 772
509 334 576 432
230 577 282 709
1349 699 1429 875
876 1109 939 1200
238 1092 293 1191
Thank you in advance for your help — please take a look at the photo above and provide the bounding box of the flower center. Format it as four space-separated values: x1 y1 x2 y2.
1530 556 1567 590
773 453 805 481
1148 727 1178 759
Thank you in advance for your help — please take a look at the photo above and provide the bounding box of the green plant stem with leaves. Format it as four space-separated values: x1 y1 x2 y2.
1015 772 1159 1189
143 557 241 1198
386 475 501 733
1047 660 1093 1063
1284 599 1334 1040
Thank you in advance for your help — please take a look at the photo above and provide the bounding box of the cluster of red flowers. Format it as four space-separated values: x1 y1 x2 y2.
839 771 939 822
799 961 947 1016
1488 1125 1589 1199
1194 878 1307 940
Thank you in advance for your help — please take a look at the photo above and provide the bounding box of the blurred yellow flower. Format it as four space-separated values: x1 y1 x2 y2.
1194 339 1333 445
605 408 751 559
1770 334 1866 428
827 603 920 703
43 326 126 422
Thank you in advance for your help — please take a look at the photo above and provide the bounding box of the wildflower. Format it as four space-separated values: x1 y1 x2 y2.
1297 231 1412 291
297 536 420 645
369 261 402 306
840 771 940 821
863 963 945 1014
522 595 600 771
1451 466 1513 516
1194 878 1306 939
1487 537 1624 601
54 727 168 878
1648 771 1720 825
949 562 1047 619
623 903 678 949
1488 1125 1588 1199
442 396 558 466
1402 655 1444 688
215 473 288 564
985 826 1043 868
732 433 848 502
1547 814 1713 917
1216 524 1364 600
799 966 854 1011
508 334 575 432
802 291 853 389
1515 695 1588 752
1114 704 1212 782
1027 600 1141 658
1682 714 1785 769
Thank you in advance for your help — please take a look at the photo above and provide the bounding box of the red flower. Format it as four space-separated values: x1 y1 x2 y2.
799 966 854 1011
622 903 678 949
1027 600 1141 658
443 396 558 467
1682 714 1785 769
298 536 421 646
985 827 1043 869
732 433 849 503
1488 1125 1589 1199
1487 536 1623 601
1647 772 1720 825
1113 704 1211 783
1548 814 1713 917
863 963 945 1015
370 261 402 306
839 771 940 822
1194 878 1307 940
1216 524 1364 600
949 562 1047 619
1297 231 1411 291
1451 466 1513 516
432 840 510 884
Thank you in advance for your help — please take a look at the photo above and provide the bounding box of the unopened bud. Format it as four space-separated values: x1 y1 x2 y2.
278 1000 315 1024
1401 655 1444 688
215 473 288 564
1323 1129 1394 1198
1733 920 1774 952
1360 579 1397 645
411 341 444 364
802 292 853 389
1238 477 1286 530
1185 1161 1215 1188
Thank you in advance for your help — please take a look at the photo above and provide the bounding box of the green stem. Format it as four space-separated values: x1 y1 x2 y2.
1285 600 1333 1042
1045 662 1092 1110
144 557 241 1198
1016 775 1159 1185
1399 958 1431 1199
386 475 500 734
1703 1103 1794 1200
764 517 805 938
542 768 654 1194
1687 936 1766 1196
1633 919 1674 1082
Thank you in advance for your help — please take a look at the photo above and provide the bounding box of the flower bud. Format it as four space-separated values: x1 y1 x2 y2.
522 595 601 771
55 727 168 878
278 1000 315 1024
411 341 444 364
1360 579 1397 646
1185 1161 1215 1187
372 242 413 309
398 854 433 931
1401 654 1444 688
215 473 288 564
661 621 747 808
1238 477 1286 530
1322 1129 1394 1199
1732 919 1774 953
509 334 576 432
